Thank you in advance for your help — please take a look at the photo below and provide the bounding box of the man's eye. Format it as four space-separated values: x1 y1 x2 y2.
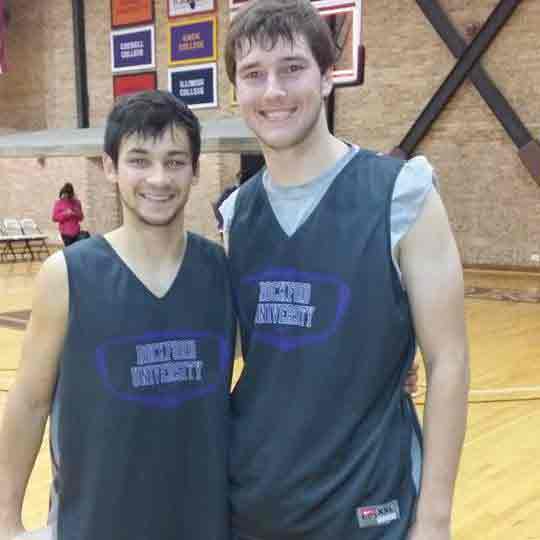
245 70 262 80
130 158 148 167
167 160 187 169
286 64 304 74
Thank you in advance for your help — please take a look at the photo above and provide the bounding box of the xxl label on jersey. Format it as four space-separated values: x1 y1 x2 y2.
95 330 230 408
356 500 400 528
242 268 350 351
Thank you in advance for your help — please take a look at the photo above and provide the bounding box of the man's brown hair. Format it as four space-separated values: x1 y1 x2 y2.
225 0 338 84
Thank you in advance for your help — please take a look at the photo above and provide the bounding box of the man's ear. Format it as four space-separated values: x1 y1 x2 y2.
102 153 118 185
322 68 334 98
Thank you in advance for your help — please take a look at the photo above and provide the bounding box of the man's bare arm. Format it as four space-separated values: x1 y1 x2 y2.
0 253 69 539
400 190 469 540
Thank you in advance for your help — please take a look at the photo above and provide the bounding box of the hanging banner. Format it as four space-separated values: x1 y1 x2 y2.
111 0 154 28
111 25 155 73
168 0 215 18
0 0 8 74
168 63 217 109
113 72 157 98
169 16 217 65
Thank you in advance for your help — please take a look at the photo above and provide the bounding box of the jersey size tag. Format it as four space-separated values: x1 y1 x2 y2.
356 500 400 528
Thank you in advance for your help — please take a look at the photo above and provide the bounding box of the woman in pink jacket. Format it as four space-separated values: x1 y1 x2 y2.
52 183 84 246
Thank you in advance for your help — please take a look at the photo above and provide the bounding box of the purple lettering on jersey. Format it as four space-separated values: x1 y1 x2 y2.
242 267 351 352
95 330 231 408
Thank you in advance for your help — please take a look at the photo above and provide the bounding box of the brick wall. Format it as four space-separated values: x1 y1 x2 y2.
335 0 540 267
0 157 90 243
44 0 78 129
0 1 48 131
83 158 122 234
85 1 114 126
0 0 78 131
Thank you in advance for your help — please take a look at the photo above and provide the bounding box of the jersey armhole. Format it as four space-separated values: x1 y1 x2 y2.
391 156 436 288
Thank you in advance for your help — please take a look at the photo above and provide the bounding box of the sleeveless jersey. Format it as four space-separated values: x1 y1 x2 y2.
49 233 235 540
228 150 422 540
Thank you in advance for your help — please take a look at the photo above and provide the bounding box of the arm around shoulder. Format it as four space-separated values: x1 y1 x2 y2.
400 190 469 539
0 252 69 539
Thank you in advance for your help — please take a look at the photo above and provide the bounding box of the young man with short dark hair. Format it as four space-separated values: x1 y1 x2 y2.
220 1 469 539
0 91 235 540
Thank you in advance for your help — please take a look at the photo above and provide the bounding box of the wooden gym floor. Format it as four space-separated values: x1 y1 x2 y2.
0 260 539 539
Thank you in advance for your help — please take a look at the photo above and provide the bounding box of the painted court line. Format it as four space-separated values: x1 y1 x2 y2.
0 315 28 323
469 386 540 395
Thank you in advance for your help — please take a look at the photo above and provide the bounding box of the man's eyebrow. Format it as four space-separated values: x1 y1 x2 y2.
238 61 263 73
166 151 190 158
125 149 189 157
280 56 309 63
238 56 309 72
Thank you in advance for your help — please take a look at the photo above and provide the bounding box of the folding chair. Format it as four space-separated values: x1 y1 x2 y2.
19 218 50 260
0 223 12 262
1 219 30 261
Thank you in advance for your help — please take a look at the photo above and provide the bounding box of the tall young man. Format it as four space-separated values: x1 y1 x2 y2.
0 91 235 540
220 1 470 539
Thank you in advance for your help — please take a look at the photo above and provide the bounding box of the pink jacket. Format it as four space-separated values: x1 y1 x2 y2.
52 198 84 237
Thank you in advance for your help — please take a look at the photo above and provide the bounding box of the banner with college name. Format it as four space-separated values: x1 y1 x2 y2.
168 63 217 109
168 0 215 18
169 16 216 65
111 0 154 28
111 25 155 73
113 72 157 98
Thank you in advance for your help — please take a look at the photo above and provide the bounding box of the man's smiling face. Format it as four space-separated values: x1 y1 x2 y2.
103 126 197 228
235 34 333 152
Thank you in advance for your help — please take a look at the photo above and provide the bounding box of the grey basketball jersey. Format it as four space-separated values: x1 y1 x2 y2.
228 150 422 540
49 233 235 540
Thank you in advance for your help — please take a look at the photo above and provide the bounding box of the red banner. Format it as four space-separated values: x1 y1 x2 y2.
0 0 8 73
113 72 157 98
111 0 153 28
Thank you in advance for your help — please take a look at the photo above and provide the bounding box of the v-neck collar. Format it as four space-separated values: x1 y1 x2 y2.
259 148 362 242
96 233 191 301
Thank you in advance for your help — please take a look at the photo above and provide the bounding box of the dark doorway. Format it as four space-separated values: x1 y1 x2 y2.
240 153 266 184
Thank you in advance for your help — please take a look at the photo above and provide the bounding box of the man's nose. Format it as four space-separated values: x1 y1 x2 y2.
264 73 287 99
146 164 169 186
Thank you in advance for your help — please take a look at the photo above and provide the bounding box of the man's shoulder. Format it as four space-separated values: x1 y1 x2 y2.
188 232 226 263
356 147 406 168
61 235 114 275
343 148 407 192
63 234 101 256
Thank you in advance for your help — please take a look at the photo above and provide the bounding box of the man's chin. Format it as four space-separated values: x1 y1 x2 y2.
254 126 315 152
138 214 181 228
120 194 185 227
259 135 305 152
130 207 184 228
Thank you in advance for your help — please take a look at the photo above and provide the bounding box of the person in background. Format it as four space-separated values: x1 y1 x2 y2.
52 183 84 246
